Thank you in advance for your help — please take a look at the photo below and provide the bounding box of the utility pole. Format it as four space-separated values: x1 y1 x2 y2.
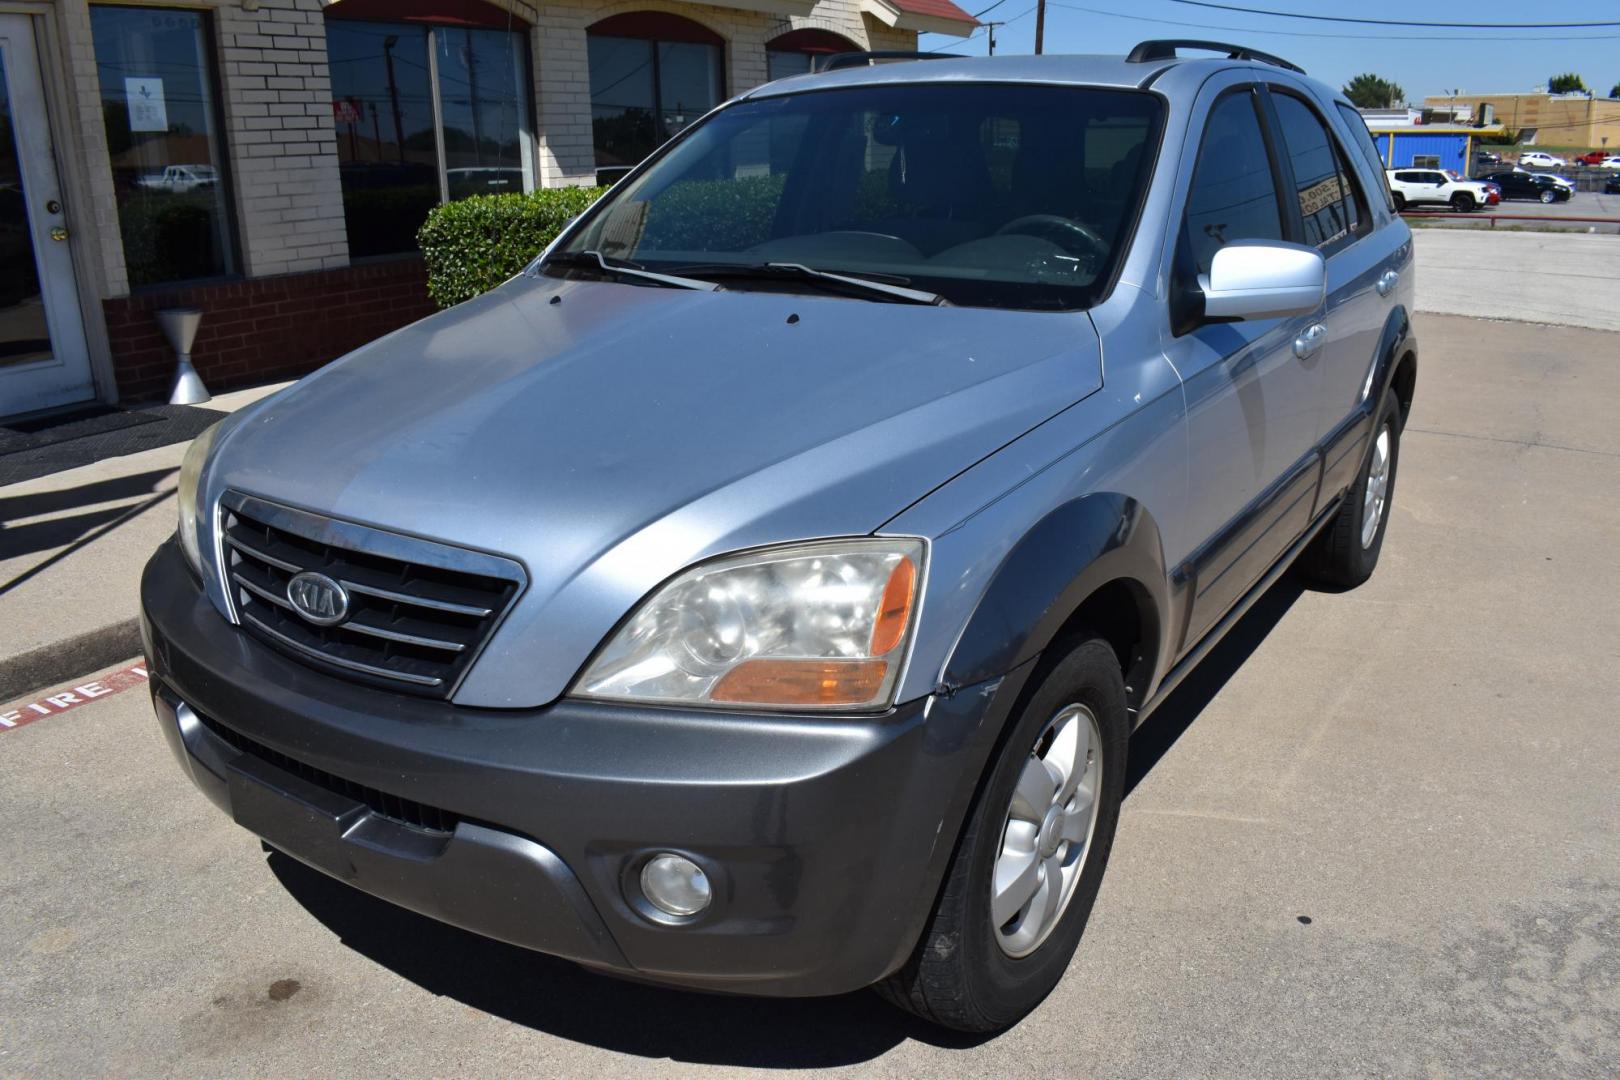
985 20 1004 55
1035 0 1046 55
383 35 406 165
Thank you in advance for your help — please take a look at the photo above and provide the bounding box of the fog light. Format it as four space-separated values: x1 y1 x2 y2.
640 853 711 917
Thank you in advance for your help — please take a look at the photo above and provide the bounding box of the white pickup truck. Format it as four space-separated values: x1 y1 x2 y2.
135 164 218 194
1384 168 1493 212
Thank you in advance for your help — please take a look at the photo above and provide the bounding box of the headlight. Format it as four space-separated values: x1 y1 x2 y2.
574 538 924 711
176 421 222 573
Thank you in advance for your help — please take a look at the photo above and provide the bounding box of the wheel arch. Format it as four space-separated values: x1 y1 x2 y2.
941 493 1171 715
1375 304 1418 424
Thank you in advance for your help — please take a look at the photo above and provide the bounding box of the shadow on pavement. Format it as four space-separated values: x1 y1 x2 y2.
1126 573 1306 795
264 570 1310 1065
266 850 993 1067
0 468 178 565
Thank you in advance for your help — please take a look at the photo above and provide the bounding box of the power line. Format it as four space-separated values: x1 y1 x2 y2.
1167 1 1620 30
1049 3 1620 42
972 0 1011 18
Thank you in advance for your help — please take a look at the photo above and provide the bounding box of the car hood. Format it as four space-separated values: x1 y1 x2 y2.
204 272 1104 706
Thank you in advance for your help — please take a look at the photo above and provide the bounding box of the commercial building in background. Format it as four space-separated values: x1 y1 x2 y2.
0 0 975 420
1422 92 1620 150
1361 122 1505 176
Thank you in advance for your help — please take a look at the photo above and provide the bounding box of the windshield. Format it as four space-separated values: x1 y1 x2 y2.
555 83 1163 310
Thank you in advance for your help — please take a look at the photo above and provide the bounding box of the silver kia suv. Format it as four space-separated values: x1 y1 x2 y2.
142 41 1416 1032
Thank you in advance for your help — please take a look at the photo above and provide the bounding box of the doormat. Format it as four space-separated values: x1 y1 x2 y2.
0 404 226 487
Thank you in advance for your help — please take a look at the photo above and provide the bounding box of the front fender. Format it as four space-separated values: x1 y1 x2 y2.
942 493 1171 705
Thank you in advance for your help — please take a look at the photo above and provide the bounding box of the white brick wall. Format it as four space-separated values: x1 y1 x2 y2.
217 0 348 276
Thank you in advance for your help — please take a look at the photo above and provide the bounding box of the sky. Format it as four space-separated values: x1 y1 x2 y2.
919 1 1620 103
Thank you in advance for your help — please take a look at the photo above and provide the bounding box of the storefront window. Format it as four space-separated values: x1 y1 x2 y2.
326 2 533 258
588 14 723 186
765 29 855 82
90 6 236 287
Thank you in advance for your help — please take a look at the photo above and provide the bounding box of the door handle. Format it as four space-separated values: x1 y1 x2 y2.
49 226 69 242
1293 323 1326 360
1376 269 1399 296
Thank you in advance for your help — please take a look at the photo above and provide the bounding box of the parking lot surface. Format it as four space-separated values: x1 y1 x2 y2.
3 313 1619 1078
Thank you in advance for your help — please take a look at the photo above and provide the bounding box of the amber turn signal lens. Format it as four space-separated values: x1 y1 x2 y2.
711 659 888 706
868 555 917 657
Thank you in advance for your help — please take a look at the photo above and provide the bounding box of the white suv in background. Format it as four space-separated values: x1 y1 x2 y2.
1385 168 1493 211
1518 151 1569 168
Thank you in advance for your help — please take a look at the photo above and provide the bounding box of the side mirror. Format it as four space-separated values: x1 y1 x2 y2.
1198 240 1325 322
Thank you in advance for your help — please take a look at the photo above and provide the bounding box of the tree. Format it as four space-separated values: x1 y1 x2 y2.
1547 73 1588 95
1610 82 1620 100
1342 73 1406 109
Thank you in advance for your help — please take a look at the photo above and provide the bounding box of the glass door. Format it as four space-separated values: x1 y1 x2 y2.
0 14 93 417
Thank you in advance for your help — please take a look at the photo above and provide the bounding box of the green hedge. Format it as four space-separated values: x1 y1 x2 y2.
417 186 607 307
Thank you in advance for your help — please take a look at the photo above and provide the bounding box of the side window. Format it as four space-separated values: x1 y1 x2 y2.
1182 90 1283 278
1270 92 1365 250
1335 102 1395 211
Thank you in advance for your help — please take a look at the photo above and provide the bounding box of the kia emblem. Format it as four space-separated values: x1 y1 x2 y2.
286 571 349 626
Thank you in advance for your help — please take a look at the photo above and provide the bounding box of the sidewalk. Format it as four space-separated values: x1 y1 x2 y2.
0 383 289 701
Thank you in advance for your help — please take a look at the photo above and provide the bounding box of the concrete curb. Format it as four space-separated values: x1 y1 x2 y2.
0 619 143 704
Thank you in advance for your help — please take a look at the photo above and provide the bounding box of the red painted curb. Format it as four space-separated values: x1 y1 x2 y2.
0 662 150 733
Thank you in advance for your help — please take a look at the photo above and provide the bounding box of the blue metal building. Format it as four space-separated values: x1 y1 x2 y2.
1368 126 1503 176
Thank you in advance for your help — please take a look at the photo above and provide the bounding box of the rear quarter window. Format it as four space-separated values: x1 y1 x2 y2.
1335 103 1395 211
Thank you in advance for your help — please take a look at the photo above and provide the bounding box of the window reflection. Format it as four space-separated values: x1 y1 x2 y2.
91 6 236 286
327 22 438 258
328 17 535 258
587 19 722 187
437 28 533 201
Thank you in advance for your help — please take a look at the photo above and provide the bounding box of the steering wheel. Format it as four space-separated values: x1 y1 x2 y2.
994 215 1109 260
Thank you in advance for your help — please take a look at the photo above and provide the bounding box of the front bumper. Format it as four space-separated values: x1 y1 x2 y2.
140 539 1013 996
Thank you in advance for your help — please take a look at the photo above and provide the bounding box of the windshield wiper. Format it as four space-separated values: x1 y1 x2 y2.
669 262 946 305
544 250 720 292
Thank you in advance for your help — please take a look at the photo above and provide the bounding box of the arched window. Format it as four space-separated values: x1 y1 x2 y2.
325 0 535 256
587 13 724 186
765 29 856 82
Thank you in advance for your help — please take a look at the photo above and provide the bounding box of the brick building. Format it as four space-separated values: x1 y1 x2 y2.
0 0 974 418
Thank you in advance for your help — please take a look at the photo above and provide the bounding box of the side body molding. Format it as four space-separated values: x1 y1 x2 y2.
941 494 1171 709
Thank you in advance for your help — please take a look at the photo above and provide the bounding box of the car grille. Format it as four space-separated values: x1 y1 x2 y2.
218 491 525 699
196 709 460 834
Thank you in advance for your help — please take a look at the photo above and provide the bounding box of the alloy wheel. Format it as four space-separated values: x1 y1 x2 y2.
1361 424 1392 549
992 703 1104 958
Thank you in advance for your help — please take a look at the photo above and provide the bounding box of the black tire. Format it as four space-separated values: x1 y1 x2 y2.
1303 394 1402 589
876 637 1128 1032
1450 192 1475 212
1540 189 1557 204
1392 192 1407 212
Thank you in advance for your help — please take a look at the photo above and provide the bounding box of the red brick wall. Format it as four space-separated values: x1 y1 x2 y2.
103 258 437 403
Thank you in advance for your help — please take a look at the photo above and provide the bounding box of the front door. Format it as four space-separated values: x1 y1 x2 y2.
1166 84 1324 647
0 14 93 416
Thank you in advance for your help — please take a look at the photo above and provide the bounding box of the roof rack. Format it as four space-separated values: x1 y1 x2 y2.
1125 39 1305 75
816 51 964 73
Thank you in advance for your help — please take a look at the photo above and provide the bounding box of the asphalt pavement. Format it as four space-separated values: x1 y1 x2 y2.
3 311 1618 1078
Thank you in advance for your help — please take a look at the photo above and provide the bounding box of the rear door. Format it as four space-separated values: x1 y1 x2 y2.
1162 80 1323 648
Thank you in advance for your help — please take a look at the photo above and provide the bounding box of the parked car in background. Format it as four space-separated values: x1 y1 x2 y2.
135 164 218 194
1517 150 1569 168
1598 156 1620 170
1481 169 1573 203
1604 173 1620 194
1473 149 1501 167
1573 150 1608 166
1386 168 1492 211
140 42 1419 1034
